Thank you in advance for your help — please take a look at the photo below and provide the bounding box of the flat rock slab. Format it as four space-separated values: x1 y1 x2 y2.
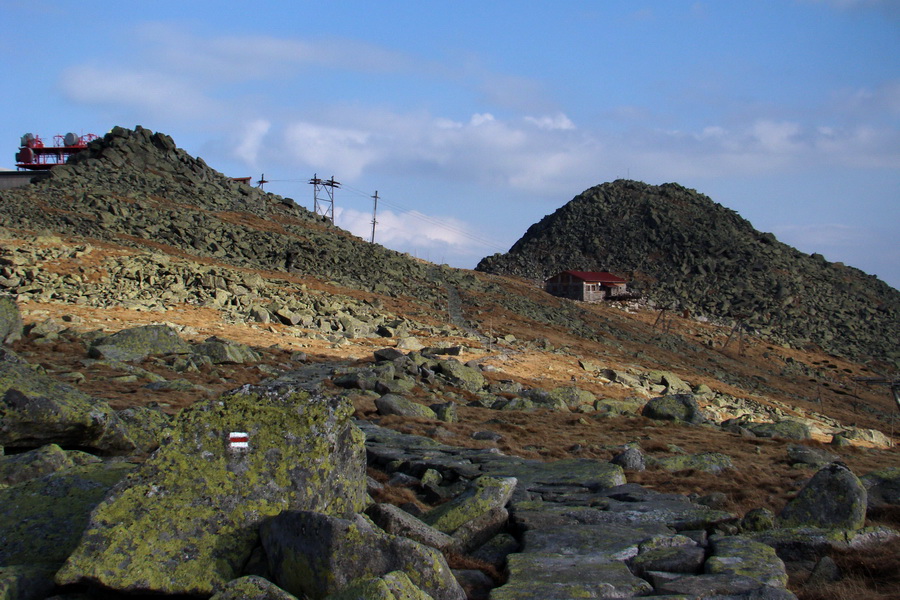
491 554 652 599
56 387 367 596
522 522 674 560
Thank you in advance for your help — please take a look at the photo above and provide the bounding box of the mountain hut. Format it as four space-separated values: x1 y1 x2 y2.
544 270 628 302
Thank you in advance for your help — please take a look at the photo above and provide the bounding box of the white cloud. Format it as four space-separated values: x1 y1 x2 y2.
525 114 576 131
59 65 218 120
335 206 488 257
232 119 270 168
282 122 377 179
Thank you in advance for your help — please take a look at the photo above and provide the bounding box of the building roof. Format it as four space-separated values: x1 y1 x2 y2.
553 270 627 284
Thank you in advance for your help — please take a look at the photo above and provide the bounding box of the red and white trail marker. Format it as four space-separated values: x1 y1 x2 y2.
229 431 249 450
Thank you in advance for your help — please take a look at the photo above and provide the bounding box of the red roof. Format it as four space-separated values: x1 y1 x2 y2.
558 270 627 284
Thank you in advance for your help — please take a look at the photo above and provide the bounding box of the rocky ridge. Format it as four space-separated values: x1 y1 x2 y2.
476 180 900 369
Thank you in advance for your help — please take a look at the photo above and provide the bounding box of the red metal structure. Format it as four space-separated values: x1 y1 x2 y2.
15 132 98 170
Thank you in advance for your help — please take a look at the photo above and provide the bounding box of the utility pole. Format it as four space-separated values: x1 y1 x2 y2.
371 191 379 243
308 174 340 223
256 173 269 190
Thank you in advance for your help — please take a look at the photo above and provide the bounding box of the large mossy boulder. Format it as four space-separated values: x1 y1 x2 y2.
778 462 867 530
0 443 79 485
375 394 437 419
0 297 23 345
641 394 706 424
0 362 137 454
88 324 192 362
55 387 368 595
744 420 811 441
261 511 465 600
0 461 135 568
862 467 900 509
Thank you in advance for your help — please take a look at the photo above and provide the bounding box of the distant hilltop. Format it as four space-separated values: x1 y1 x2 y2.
477 180 900 368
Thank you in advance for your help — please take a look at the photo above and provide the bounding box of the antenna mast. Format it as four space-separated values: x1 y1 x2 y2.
371 191 379 243
308 174 340 223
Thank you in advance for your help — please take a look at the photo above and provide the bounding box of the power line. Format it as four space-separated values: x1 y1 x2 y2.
259 177 509 253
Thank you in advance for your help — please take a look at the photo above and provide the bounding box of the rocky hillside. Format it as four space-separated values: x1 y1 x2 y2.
1 128 899 599
477 180 900 369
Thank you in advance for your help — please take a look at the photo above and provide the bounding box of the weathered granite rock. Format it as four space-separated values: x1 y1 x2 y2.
741 507 777 532
193 338 261 364
324 570 435 600
861 466 900 509
778 462 867 530
706 536 789 588
88 324 192 362
261 511 465 600
0 443 75 485
0 297 23 345
744 420 811 441
114 405 172 454
450 506 509 553
0 363 137 454
366 503 461 553
376 394 437 419
651 451 734 474
0 462 135 568
55 387 367 595
0 565 59 600
423 476 516 535
611 445 645 472
546 387 595 412
642 394 706 424
629 543 706 576
491 554 653 599
786 444 839 468
209 576 299 600
433 360 485 392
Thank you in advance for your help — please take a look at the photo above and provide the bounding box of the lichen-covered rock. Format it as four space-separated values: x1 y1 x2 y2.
491 554 653 599
55 387 368 595
741 507 776 532
0 443 75 485
0 565 59 600
0 363 137 454
325 570 435 600
861 466 900 509
423 476 516 535
365 503 461 553
546 387 595 412
0 297 23 345
611 445 645 471
786 444 839 468
88 324 192 362
778 462 867 530
651 452 733 474
210 576 299 600
706 536 789 588
375 394 437 419
193 338 261 364
0 461 135 567
641 394 706 424
744 420 811 441
114 406 172 454
433 360 485 392
261 511 465 600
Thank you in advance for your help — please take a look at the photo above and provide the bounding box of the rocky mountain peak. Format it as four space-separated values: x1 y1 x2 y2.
477 179 900 368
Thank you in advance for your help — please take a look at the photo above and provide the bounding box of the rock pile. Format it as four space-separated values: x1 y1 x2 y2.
477 180 900 368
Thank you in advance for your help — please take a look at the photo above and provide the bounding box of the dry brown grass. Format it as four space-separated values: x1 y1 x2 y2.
796 543 900 600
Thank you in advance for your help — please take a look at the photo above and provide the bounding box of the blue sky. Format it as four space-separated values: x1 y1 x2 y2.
2 1 898 288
